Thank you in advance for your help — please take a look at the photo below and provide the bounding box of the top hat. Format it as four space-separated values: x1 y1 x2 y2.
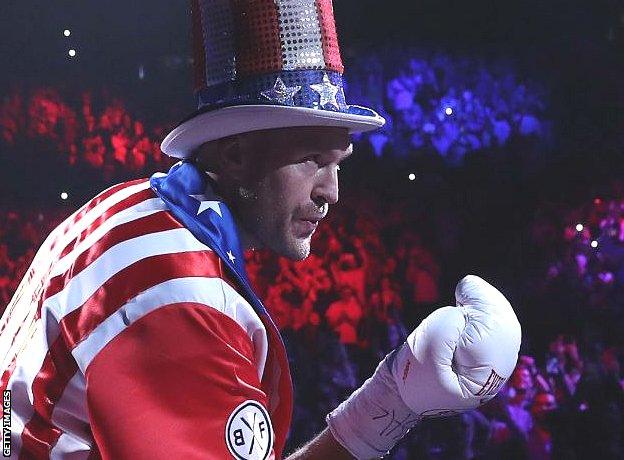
161 0 386 158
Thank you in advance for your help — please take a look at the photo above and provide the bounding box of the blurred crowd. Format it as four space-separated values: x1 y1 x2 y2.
0 88 171 180
527 188 624 349
348 51 549 163
473 336 624 460
0 209 67 306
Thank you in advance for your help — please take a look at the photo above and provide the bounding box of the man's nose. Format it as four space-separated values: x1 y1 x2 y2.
313 165 339 206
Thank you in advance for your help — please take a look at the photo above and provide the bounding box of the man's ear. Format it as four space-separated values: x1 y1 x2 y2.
216 134 254 182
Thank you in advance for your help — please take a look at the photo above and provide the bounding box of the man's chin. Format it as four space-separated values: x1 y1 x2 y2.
258 229 312 260
279 237 311 261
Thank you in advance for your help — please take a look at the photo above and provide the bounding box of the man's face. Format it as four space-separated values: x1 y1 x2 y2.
233 126 352 260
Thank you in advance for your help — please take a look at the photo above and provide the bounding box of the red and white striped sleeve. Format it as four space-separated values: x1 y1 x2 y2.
85 301 273 459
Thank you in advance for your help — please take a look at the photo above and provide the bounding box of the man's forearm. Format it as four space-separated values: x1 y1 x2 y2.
286 427 354 460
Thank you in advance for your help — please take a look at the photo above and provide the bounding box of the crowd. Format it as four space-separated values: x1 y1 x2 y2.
347 50 549 163
0 87 172 181
527 188 624 349
0 209 67 307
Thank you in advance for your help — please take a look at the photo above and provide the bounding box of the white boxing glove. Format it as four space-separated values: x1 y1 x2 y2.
326 275 521 459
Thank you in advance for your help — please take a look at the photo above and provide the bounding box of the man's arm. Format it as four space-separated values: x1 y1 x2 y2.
286 428 353 460
85 302 274 459
294 275 522 460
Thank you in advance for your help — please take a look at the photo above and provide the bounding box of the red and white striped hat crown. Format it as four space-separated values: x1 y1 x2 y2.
161 0 385 158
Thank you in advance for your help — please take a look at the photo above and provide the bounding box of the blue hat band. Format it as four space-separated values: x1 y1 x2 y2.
197 70 348 113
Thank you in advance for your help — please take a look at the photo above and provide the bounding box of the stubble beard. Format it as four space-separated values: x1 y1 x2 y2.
262 216 312 261
236 186 312 260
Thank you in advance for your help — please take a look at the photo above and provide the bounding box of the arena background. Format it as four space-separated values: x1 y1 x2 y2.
2 1 624 457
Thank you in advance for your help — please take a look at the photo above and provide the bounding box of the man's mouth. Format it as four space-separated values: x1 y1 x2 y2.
294 219 319 236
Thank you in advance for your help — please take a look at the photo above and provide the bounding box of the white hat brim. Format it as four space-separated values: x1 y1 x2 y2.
161 104 385 159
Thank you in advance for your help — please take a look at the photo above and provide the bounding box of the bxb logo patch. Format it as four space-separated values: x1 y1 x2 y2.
226 400 273 460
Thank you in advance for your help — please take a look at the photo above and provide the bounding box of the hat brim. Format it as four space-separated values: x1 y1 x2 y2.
160 104 385 159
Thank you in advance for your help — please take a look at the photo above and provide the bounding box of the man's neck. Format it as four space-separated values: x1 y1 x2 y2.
206 171 259 251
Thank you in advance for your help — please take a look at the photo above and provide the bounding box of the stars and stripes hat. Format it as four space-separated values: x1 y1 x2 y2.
161 0 386 159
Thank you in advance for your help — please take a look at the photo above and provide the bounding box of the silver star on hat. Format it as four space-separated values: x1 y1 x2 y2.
260 77 302 106
311 73 340 110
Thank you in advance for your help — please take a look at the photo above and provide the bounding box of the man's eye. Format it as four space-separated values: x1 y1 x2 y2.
302 156 318 165
300 156 341 171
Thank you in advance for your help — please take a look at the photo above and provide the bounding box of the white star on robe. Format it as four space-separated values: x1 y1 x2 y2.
190 195 223 217
227 250 236 263
310 73 340 110
260 77 301 106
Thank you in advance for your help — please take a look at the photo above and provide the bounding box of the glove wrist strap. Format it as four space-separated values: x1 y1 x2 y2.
326 347 420 459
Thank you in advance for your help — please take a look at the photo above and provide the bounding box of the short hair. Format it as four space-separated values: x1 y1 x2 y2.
193 138 225 173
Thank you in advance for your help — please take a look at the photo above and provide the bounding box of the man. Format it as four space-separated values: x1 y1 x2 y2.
0 1 521 458
325 285 363 346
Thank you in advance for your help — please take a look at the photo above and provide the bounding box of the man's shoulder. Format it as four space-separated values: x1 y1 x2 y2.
42 178 258 365
45 176 223 302
61 177 193 254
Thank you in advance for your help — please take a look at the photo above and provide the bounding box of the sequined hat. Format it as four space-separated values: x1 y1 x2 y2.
161 0 386 159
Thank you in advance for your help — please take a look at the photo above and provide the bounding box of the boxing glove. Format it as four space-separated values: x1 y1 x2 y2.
326 275 521 459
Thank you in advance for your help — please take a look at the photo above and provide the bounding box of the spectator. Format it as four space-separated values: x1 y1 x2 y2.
330 252 367 305
325 285 363 346
527 392 557 459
